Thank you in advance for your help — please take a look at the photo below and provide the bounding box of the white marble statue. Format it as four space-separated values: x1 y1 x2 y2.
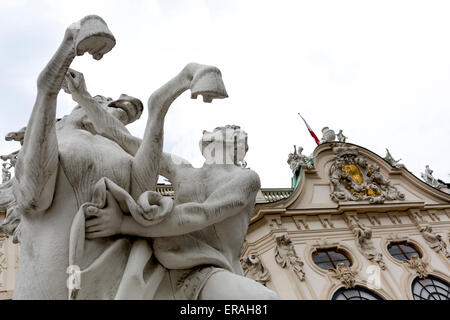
336 129 347 143
319 127 336 144
1 163 11 184
421 165 443 189
384 148 405 168
287 145 313 174
0 15 277 300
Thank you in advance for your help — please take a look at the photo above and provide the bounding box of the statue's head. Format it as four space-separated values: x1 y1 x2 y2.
106 94 143 125
199 125 248 165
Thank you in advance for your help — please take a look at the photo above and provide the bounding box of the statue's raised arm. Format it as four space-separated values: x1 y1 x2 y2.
13 15 116 213
130 63 228 198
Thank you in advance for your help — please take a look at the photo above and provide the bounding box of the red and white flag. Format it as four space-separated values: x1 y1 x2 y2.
298 113 320 145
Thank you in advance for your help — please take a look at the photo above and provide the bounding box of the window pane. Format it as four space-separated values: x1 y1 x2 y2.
388 245 401 255
412 276 450 300
313 248 351 270
332 287 382 300
405 252 419 259
313 252 330 263
316 261 334 270
400 244 419 255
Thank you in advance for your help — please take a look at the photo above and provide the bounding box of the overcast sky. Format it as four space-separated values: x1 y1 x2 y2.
0 0 449 188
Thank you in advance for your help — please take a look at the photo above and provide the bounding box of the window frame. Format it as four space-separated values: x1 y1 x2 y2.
332 286 384 300
312 247 352 270
387 241 421 261
411 276 450 300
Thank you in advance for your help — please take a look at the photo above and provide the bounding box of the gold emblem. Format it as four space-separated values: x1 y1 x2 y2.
342 164 364 184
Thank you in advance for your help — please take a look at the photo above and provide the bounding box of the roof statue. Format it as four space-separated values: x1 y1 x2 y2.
319 127 336 144
336 129 347 143
421 165 447 190
287 145 313 175
1 163 11 184
384 148 405 168
0 15 278 300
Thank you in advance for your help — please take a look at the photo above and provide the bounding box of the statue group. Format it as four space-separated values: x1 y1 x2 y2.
0 15 278 300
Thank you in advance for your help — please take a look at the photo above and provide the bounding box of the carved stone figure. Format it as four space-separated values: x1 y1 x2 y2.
319 127 336 144
384 148 405 168
241 253 271 286
354 224 386 269
403 256 428 278
0 15 277 300
328 263 356 289
274 234 305 281
287 145 313 175
0 127 27 168
420 225 450 259
1 163 11 184
336 129 347 143
421 165 444 189
329 146 405 204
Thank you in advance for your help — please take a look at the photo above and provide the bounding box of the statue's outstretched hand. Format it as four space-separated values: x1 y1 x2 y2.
85 191 123 239
62 68 89 102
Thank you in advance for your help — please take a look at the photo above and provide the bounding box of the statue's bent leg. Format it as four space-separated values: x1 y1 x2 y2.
198 270 279 300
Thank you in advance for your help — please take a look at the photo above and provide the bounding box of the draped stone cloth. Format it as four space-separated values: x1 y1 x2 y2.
68 177 169 300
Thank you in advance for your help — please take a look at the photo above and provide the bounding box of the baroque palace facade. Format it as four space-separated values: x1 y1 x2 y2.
1 141 449 300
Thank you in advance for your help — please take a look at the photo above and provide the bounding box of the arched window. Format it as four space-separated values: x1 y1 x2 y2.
332 286 383 300
387 241 421 261
412 276 450 300
312 248 351 270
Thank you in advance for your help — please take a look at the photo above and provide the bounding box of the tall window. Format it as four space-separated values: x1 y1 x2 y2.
312 248 351 270
332 286 383 300
412 276 450 300
387 241 421 261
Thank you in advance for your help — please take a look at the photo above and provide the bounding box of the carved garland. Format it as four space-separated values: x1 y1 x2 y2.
329 146 405 204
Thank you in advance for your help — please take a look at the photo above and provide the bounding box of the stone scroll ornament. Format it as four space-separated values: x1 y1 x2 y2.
241 253 271 286
274 234 305 281
329 146 405 204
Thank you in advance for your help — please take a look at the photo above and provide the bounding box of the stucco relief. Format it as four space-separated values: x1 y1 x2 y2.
241 253 271 286
420 225 450 259
354 224 386 270
403 256 429 279
328 263 357 289
329 146 405 204
274 234 305 281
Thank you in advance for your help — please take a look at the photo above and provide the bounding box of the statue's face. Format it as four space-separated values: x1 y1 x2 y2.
105 96 141 125
200 127 248 165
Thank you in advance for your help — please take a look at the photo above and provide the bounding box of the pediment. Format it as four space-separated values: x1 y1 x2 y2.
255 143 450 215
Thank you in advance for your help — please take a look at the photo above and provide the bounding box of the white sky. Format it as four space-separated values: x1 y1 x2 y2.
0 0 449 188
